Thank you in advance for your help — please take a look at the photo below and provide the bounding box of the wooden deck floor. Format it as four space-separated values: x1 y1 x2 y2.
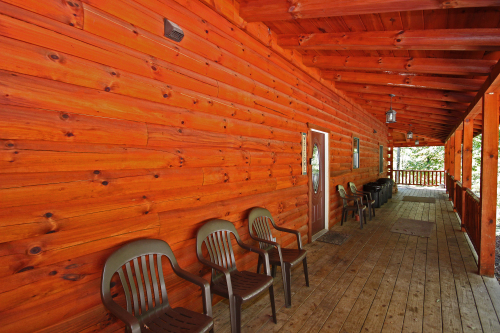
212 186 500 333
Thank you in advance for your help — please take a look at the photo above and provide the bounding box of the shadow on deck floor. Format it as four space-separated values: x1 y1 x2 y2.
212 185 500 333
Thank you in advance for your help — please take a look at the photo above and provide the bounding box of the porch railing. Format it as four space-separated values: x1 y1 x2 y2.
445 173 481 255
448 174 455 204
463 189 481 253
394 170 444 186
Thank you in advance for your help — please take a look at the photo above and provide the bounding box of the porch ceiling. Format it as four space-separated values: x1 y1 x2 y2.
238 1 500 144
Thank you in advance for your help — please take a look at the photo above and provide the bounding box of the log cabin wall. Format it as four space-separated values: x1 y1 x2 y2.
0 0 388 331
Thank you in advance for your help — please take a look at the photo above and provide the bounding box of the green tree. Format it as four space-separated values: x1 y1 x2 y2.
399 146 444 171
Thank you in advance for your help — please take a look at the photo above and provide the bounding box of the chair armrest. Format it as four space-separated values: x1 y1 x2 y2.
249 234 280 249
273 226 303 250
345 195 362 203
103 300 141 333
173 267 212 317
249 235 285 267
236 240 271 276
351 192 366 204
356 190 372 200
198 258 234 300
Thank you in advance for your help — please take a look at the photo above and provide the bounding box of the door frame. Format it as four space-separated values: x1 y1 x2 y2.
307 123 331 243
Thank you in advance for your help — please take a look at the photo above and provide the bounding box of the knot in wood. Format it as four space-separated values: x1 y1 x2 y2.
29 246 42 255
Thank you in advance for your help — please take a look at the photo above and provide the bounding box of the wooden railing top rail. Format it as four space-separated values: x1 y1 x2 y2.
465 188 480 203
456 181 463 187
393 169 444 172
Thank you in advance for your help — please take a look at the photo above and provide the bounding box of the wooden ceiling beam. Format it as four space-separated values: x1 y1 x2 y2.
336 82 475 104
445 56 500 140
303 56 496 76
239 0 500 22
370 110 457 127
370 111 457 127
394 142 445 147
278 29 500 51
324 71 483 91
385 123 450 137
391 129 444 143
346 92 468 111
359 103 462 120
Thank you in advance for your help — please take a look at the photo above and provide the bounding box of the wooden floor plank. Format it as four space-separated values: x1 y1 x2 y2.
442 206 483 332
436 198 463 333
423 197 443 333
402 236 427 333
206 186 500 333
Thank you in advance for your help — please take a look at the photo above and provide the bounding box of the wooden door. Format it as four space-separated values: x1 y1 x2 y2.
310 131 325 236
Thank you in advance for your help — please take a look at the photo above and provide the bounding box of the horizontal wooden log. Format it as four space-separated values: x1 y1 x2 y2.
0 12 307 136
147 123 301 153
303 55 496 76
0 105 148 146
0 70 301 142
0 168 205 211
2 0 84 28
239 0 500 22
326 72 483 91
278 29 500 51
345 92 468 111
336 82 475 104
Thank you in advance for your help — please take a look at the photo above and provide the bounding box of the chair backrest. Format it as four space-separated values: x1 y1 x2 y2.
347 182 358 195
248 207 277 251
101 239 176 325
337 185 349 207
196 219 240 281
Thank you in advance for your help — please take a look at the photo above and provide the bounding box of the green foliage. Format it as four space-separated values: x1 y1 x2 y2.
398 146 444 171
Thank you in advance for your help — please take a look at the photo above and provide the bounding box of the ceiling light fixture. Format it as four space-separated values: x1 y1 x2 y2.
407 124 413 139
385 94 396 123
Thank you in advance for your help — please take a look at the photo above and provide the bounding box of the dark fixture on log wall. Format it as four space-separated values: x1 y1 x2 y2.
164 18 184 42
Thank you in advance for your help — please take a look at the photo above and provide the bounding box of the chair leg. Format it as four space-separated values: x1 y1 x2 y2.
269 285 277 324
284 262 292 308
303 257 309 287
229 296 240 333
281 263 289 308
257 256 262 274
341 209 345 225
271 264 277 278
364 209 367 224
359 208 363 229
368 203 372 220
372 204 376 218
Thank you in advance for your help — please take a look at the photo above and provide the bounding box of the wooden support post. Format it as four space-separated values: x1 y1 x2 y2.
462 119 474 231
479 92 498 277
444 141 449 174
454 130 462 182
449 133 455 178
449 133 455 202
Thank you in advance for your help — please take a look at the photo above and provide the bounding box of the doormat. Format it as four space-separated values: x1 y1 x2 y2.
390 218 435 237
316 231 351 245
402 196 436 203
